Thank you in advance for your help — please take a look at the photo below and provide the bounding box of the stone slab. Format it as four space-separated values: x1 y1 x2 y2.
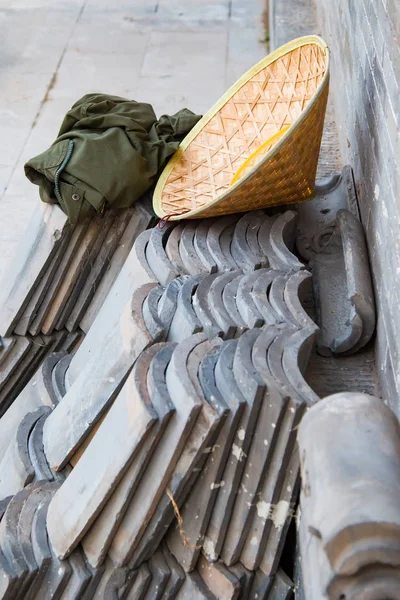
0 336 32 394
0 337 51 415
241 327 305 571
240 396 299 572
0 337 17 367
0 204 69 338
0 343 48 418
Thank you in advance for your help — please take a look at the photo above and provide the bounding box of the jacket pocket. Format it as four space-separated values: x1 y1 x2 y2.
56 181 94 224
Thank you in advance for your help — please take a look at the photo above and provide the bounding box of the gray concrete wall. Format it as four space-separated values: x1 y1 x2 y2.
313 0 400 409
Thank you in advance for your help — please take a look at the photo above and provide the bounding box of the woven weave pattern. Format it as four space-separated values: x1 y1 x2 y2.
188 81 329 218
158 41 328 217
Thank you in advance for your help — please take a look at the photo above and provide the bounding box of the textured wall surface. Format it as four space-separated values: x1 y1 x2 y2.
315 0 400 409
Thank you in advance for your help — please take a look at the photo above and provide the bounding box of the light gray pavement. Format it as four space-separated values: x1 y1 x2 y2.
0 0 266 279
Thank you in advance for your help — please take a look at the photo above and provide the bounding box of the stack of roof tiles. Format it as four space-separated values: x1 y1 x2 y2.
0 200 154 417
0 204 320 599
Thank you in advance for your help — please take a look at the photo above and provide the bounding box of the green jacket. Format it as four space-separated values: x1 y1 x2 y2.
25 94 201 223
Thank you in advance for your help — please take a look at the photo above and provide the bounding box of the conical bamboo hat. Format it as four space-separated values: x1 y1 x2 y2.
153 35 330 221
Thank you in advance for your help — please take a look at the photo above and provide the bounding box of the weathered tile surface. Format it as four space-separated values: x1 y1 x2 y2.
220 330 267 565
82 344 175 568
175 571 217 600
46 348 158 559
14 227 72 336
129 340 223 568
43 283 157 471
180 222 209 275
197 554 240 600
0 204 69 337
166 342 227 571
67 229 156 385
146 223 179 285
168 275 204 342
79 203 153 334
55 212 115 331
28 219 90 336
108 334 206 567
39 218 100 335
0 408 47 501
65 208 134 332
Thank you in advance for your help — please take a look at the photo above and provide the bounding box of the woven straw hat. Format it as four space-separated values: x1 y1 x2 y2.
153 35 330 221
